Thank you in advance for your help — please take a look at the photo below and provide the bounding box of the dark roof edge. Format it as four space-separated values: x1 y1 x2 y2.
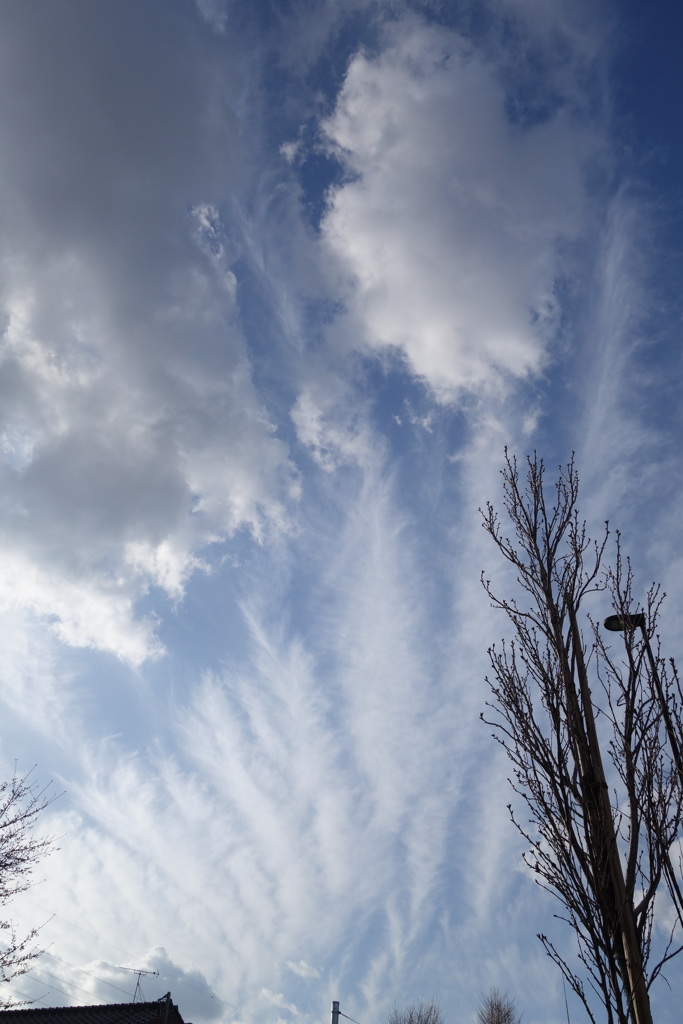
0 997 182 1019
0 1006 170 1016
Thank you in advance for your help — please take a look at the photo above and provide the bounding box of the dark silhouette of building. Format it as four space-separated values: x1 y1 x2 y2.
0 994 188 1024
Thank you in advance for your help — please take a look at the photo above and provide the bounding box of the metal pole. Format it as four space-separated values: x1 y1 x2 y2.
568 597 652 1024
332 1001 340 1024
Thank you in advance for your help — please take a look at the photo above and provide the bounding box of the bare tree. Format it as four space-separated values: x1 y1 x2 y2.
476 989 520 1024
388 1000 442 1024
481 452 683 1024
0 768 54 1002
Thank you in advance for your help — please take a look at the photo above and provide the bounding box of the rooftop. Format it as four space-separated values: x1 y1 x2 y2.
0 996 187 1024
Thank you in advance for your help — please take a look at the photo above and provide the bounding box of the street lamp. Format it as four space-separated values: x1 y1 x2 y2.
566 598 652 1024
603 612 683 784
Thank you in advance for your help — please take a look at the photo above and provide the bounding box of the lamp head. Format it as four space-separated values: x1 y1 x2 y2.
603 613 646 632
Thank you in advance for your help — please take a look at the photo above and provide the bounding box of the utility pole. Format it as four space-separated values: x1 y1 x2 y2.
332 1002 340 1024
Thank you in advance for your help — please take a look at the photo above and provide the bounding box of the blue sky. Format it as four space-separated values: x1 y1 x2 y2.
0 2 682 1023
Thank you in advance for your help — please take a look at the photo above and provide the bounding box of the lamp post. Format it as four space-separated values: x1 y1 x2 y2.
566 597 652 1024
603 613 683 784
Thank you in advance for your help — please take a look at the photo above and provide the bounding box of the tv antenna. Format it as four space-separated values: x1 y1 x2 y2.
115 967 160 1003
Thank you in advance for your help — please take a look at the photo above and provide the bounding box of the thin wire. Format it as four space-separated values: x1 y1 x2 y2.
340 1012 365 1024
17 974 86 1005
1 947 124 1008
41 951 134 998
9 985 54 1006
0 941 134 1009
29 965 117 1004
16 896 141 962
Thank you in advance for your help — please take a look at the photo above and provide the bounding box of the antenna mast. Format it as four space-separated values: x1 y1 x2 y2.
115 966 160 1003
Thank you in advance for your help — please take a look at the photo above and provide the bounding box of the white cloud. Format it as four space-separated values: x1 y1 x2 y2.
23 945 222 1020
291 388 376 472
260 990 298 1014
0 548 162 664
195 0 231 35
284 961 320 979
321 18 600 401
280 142 301 165
0 5 296 662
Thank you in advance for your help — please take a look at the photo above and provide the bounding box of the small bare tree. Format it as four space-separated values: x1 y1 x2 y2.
481 452 683 1024
388 1000 442 1024
0 768 54 1002
476 989 520 1024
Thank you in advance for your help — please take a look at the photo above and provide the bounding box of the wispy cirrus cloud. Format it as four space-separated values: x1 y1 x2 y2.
12 443 489 1022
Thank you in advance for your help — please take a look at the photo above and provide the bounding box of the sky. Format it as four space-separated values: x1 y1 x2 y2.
0 2 682 1024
